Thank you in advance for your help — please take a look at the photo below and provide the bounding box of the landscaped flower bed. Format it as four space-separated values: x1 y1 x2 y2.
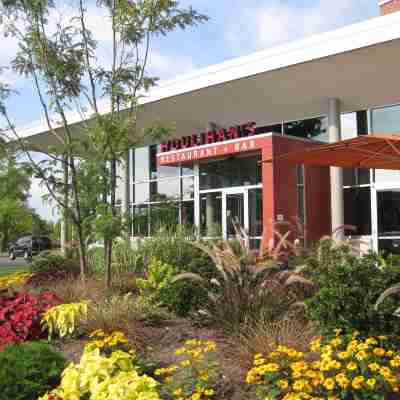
2 238 400 399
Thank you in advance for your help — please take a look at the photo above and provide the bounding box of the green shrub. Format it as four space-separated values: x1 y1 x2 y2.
134 231 215 316
137 258 178 308
0 341 67 400
30 251 79 275
304 239 400 336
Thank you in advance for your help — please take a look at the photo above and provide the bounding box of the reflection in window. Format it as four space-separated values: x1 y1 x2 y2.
134 182 150 203
134 147 150 182
343 169 370 186
377 191 400 237
200 155 261 190
372 105 400 183
150 179 180 202
344 187 371 236
200 192 222 237
248 188 263 237
132 205 149 236
150 202 180 234
182 177 194 200
182 163 194 176
284 117 328 142
181 201 195 228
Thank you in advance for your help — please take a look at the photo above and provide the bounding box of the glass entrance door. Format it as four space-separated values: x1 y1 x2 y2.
199 187 263 248
225 192 245 239
377 189 400 254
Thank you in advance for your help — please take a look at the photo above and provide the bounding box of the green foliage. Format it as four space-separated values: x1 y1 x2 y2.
30 251 79 275
0 341 67 400
137 258 178 309
304 239 400 336
174 240 312 332
134 231 216 316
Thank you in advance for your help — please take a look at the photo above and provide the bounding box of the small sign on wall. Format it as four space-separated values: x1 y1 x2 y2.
276 214 284 222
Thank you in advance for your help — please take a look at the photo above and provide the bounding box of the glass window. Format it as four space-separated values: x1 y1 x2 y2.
257 123 282 134
284 117 328 142
134 147 150 182
248 188 263 237
344 187 371 236
134 182 150 203
372 105 400 133
343 169 370 186
199 154 261 190
181 201 195 228
377 190 400 237
372 105 400 183
182 162 194 176
150 179 180 202
150 202 180 234
182 177 194 200
150 145 158 180
342 111 370 186
200 192 222 237
132 205 149 236
158 165 180 179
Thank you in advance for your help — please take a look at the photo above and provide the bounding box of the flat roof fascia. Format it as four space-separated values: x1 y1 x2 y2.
16 11 400 139
142 11 400 105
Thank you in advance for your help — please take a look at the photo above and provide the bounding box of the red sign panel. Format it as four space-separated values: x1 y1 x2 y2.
160 122 257 153
157 136 267 166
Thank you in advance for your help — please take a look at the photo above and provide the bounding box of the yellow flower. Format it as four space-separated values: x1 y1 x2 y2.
352 376 365 390
347 362 357 371
335 373 350 389
277 379 289 389
373 348 386 357
204 389 214 396
355 350 368 361
368 362 380 371
323 378 335 391
366 378 376 388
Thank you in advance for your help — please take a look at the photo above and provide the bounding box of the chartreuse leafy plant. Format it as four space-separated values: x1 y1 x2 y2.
246 329 400 400
39 330 160 400
41 301 89 339
0 271 33 289
156 339 220 400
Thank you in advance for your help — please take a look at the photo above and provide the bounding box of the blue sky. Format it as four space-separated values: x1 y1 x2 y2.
2 0 379 221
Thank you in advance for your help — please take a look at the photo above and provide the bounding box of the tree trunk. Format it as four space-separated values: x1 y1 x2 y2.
76 222 88 279
105 238 112 288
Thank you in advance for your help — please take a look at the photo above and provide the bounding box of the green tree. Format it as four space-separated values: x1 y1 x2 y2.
0 0 207 284
0 155 32 251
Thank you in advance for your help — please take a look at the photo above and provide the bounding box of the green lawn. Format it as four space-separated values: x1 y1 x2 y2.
0 265 29 277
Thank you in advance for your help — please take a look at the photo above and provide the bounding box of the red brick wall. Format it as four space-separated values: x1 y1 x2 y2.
380 0 400 15
261 135 331 247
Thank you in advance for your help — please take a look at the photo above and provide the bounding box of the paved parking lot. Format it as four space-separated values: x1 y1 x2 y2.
0 256 29 276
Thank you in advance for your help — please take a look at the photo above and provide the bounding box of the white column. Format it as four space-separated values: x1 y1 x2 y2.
328 98 345 240
60 155 69 255
121 150 130 240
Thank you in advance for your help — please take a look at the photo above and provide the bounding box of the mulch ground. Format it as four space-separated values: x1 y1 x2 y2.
56 317 255 399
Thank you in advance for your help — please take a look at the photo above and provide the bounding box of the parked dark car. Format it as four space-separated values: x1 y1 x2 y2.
9 235 52 260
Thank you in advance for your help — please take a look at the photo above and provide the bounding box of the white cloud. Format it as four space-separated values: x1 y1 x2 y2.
148 51 195 79
225 0 376 52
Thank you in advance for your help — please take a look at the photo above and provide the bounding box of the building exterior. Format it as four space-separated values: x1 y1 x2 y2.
21 1 400 253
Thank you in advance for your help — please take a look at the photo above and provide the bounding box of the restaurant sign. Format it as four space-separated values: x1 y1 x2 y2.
157 136 266 166
160 122 257 153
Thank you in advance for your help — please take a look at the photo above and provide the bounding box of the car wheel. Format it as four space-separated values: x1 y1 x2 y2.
9 252 15 260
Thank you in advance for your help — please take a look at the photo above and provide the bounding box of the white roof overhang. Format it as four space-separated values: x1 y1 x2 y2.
18 10 400 151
